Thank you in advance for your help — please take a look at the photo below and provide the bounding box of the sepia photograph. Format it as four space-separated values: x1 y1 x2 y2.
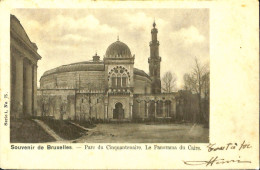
10 8 210 143
1 0 259 169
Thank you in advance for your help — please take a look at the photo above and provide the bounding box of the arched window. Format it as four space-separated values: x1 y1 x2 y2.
109 66 130 88
112 74 116 88
117 73 121 88
122 74 127 87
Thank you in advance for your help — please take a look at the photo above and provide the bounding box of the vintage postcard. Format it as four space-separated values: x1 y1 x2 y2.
0 0 259 169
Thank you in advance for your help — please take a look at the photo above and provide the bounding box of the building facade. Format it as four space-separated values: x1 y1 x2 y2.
38 22 199 122
10 15 42 118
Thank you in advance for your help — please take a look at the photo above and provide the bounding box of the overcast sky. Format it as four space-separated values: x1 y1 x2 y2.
12 9 209 89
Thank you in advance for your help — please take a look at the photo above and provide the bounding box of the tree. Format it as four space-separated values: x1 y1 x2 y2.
183 73 193 91
80 82 105 122
183 57 209 123
202 71 210 101
162 71 177 93
201 71 210 127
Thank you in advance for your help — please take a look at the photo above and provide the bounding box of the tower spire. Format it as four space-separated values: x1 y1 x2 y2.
117 35 119 41
148 21 161 94
153 18 156 28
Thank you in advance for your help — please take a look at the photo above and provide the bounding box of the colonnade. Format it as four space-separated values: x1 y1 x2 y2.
136 99 174 118
11 53 38 118
11 15 42 119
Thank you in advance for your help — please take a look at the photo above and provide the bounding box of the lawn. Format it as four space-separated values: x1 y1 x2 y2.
75 123 209 143
38 117 87 140
11 118 209 143
10 119 55 143
71 120 96 129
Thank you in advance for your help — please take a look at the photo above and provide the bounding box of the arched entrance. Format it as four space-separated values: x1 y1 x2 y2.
113 102 124 119
165 100 172 117
148 101 155 118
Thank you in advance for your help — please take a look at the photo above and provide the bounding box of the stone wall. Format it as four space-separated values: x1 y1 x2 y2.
40 71 105 90
36 89 201 122
75 93 105 121
133 75 152 94
37 89 108 121
37 89 76 120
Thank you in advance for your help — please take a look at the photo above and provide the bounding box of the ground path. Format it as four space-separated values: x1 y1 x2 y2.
74 123 209 143
68 121 93 131
33 119 64 141
33 120 208 143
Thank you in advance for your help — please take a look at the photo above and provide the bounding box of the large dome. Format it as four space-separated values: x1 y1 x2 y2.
105 40 132 58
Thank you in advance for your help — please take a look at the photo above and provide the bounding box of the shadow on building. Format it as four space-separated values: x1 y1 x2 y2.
10 14 41 119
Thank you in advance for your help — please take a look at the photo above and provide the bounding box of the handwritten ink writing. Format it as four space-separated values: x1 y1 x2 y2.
207 141 251 152
183 156 251 166
239 140 252 151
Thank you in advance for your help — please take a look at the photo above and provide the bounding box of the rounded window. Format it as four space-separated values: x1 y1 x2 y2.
108 66 130 88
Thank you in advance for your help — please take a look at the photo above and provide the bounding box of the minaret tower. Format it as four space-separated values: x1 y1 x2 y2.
149 21 161 94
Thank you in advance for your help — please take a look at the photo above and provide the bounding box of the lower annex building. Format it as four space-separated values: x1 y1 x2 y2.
38 22 198 121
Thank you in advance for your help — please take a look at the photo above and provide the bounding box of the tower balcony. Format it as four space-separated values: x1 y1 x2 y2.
107 87 133 95
149 41 160 46
148 57 161 63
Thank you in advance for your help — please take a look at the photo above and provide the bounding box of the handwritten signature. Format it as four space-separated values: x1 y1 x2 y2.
183 141 252 166
183 156 251 166
207 140 251 152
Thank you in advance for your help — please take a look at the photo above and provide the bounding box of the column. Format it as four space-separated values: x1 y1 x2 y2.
130 104 133 120
172 100 176 119
106 105 109 119
24 60 33 116
154 102 157 118
146 102 149 117
32 64 37 116
104 104 107 120
163 101 165 117
138 102 140 117
95 104 98 119
166 102 171 117
121 75 122 87
14 55 24 118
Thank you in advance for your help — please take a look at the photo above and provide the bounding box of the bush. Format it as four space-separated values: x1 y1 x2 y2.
38 117 87 140
72 120 96 129
10 118 55 143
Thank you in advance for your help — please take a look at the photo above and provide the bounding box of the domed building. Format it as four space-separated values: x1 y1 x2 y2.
38 22 177 121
